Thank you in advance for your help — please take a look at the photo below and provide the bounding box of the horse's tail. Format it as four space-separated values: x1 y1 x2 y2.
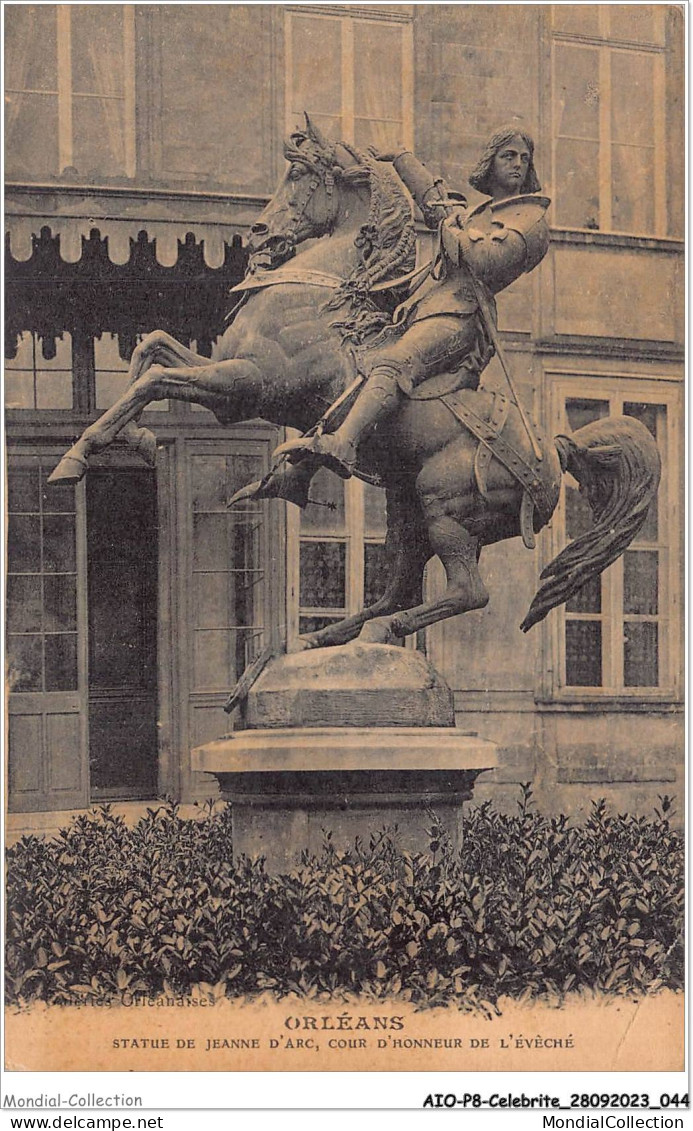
520 416 661 632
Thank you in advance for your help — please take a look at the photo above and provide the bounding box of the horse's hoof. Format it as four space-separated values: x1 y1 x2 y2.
133 428 157 468
288 635 318 653
227 479 264 508
357 619 395 645
47 454 88 485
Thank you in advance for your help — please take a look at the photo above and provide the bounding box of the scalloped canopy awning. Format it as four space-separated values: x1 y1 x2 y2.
5 218 250 358
5 214 247 269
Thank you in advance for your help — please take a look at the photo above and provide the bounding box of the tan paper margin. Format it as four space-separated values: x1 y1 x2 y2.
4 992 683 1073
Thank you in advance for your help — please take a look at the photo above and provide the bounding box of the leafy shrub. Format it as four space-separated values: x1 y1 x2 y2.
5 790 684 1011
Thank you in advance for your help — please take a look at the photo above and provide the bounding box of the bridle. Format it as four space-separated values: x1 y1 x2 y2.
286 160 339 245
247 142 341 273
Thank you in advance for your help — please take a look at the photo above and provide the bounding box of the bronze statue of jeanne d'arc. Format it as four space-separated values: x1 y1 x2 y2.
45 111 660 657
276 126 551 481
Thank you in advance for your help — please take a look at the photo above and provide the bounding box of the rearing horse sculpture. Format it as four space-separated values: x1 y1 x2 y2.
49 117 661 650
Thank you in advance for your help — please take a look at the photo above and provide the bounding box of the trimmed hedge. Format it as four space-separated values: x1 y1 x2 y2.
5 788 684 1011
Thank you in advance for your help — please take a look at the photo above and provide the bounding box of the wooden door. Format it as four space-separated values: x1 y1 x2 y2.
87 468 158 800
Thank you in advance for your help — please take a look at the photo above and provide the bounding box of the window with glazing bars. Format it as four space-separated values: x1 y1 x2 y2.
190 452 268 691
7 459 79 694
555 389 678 694
551 4 668 235
285 7 413 152
5 4 135 179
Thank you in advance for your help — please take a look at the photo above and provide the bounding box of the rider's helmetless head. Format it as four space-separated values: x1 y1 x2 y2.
468 126 541 200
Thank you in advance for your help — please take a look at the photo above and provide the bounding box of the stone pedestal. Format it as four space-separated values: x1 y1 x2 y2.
192 643 498 871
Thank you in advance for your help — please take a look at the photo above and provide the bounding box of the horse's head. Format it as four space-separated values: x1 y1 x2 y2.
246 114 365 271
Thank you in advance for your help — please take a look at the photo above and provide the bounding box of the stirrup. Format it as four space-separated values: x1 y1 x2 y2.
272 434 356 479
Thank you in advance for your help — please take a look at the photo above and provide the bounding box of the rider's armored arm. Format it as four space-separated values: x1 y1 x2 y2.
441 197 551 295
442 220 529 292
391 150 467 229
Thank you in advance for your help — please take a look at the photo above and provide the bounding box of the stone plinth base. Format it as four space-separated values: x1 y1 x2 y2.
192 727 498 870
245 642 455 729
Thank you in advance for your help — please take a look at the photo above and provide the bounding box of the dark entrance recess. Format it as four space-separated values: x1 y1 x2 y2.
87 469 158 799
5 226 249 368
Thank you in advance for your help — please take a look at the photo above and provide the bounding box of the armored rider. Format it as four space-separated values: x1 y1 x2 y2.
277 126 550 480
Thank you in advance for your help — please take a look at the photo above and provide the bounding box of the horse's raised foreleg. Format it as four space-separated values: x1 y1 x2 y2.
296 486 431 649
118 331 214 462
359 516 488 643
48 359 265 484
50 332 217 481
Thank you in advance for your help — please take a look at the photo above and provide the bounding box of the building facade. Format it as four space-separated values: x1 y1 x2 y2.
5 4 684 823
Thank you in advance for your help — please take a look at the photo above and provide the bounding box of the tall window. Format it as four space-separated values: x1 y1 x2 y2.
550 379 680 697
285 6 411 636
7 453 88 813
189 448 269 692
551 5 667 235
7 459 79 695
5 332 73 410
285 7 413 151
5 4 136 179
294 472 388 637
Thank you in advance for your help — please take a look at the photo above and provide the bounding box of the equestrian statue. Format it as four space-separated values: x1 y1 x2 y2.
49 116 661 667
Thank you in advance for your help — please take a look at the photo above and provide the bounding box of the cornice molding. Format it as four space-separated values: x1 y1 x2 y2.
5 181 270 209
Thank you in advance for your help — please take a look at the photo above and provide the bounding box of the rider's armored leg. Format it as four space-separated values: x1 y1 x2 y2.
277 366 402 478
275 314 487 478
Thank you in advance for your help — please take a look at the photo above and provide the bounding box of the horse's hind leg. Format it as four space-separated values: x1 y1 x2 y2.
298 539 428 649
361 516 488 642
297 486 431 649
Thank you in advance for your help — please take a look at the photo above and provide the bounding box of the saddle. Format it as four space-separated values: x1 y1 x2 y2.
325 374 550 550
439 388 552 550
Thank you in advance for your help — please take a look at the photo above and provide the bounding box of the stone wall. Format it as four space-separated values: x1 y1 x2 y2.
414 5 539 187
417 4 684 816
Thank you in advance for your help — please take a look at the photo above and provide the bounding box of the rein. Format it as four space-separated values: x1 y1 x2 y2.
230 267 344 295
230 258 432 296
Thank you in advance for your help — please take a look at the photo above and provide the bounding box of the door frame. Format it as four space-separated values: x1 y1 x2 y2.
177 428 284 802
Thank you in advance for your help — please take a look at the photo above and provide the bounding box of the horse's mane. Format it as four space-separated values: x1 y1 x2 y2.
286 130 417 344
